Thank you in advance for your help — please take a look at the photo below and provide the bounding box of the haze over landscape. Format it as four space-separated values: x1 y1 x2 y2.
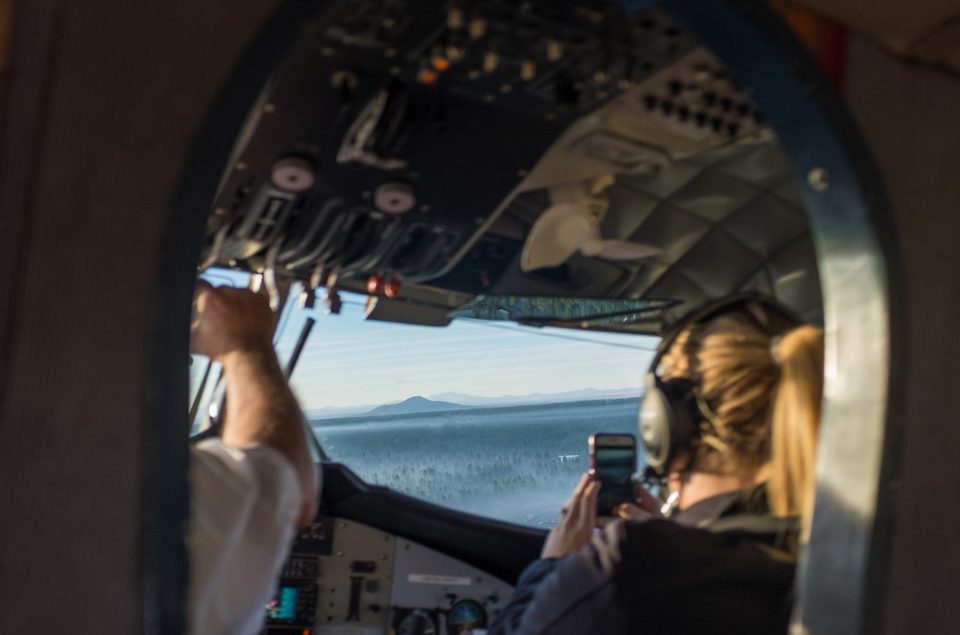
273 293 656 412
308 387 643 419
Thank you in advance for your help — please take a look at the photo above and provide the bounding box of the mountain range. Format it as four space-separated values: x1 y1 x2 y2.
366 396 469 416
307 387 641 419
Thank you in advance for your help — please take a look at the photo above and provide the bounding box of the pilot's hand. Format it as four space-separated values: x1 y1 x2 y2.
540 473 599 559
613 483 662 521
190 281 274 362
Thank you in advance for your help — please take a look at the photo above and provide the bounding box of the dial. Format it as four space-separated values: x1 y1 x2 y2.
447 599 487 635
398 609 437 635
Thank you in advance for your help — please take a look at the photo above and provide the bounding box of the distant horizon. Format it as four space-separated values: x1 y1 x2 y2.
309 392 644 423
307 386 644 418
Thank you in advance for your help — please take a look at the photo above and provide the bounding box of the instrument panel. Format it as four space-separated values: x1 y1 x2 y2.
203 1 704 290
264 516 513 635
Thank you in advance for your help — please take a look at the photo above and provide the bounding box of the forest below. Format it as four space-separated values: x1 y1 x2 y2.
311 397 642 527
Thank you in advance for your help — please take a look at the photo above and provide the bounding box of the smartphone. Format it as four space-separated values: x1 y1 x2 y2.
589 433 637 516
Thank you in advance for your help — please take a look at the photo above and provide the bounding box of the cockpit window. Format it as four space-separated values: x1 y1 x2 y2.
189 272 658 527
279 289 656 528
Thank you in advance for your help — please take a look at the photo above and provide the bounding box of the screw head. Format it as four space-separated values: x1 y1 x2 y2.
808 167 831 192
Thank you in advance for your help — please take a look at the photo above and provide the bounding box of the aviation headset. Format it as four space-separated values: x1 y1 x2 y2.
639 292 802 477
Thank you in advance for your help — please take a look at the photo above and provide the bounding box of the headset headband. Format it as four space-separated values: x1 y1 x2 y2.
647 292 802 376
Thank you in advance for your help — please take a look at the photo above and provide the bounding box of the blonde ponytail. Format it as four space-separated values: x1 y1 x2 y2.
766 326 825 521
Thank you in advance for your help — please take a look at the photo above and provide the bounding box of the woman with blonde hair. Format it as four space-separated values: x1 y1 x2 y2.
489 294 825 635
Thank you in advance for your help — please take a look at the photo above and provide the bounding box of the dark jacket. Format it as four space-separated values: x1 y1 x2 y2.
488 490 797 635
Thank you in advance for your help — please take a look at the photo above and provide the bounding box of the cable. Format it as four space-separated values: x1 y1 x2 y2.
297 299 658 351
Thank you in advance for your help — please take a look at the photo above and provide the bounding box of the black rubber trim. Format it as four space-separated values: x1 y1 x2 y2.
0 0 64 418
143 2 325 633
320 463 546 584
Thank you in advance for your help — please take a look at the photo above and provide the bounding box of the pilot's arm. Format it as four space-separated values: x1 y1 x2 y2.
187 282 320 635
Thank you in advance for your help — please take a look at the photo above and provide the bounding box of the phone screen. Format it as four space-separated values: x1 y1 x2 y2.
592 436 636 516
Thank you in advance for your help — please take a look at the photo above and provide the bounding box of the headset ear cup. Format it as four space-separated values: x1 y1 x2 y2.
639 378 671 473
639 375 700 475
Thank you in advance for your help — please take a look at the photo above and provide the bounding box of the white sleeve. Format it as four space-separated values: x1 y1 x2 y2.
187 438 302 635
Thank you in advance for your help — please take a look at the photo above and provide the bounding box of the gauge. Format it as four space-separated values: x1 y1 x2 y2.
447 599 487 635
398 609 437 635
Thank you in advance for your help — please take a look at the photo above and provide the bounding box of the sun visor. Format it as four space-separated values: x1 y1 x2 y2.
363 296 453 327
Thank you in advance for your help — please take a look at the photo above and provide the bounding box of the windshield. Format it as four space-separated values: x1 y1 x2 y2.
277 288 657 528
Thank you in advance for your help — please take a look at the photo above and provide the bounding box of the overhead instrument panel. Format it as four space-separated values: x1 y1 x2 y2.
200 0 784 321
202 1 703 290
264 517 513 635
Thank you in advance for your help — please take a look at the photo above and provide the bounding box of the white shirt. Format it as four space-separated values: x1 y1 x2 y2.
188 439 302 635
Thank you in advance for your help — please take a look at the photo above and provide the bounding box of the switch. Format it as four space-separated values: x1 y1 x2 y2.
483 51 499 73
520 60 536 81
447 8 465 29
469 18 487 39
546 39 563 61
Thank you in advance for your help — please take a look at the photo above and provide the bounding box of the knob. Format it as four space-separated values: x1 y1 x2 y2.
374 182 416 214
270 156 316 193
384 279 402 299
366 274 384 295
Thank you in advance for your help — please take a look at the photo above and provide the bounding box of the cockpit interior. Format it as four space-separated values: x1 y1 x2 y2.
195 7 826 631
2 0 959 634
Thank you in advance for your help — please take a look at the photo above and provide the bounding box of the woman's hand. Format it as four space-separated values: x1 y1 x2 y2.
613 483 662 520
612 483 663 521
541 474 600 559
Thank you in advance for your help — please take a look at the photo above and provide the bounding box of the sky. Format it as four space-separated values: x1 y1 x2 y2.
192 270 659 413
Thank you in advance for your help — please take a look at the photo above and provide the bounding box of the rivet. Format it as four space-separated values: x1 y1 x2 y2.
808 167 830 192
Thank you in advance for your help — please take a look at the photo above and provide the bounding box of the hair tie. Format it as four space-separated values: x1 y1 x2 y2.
770 335 784 365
